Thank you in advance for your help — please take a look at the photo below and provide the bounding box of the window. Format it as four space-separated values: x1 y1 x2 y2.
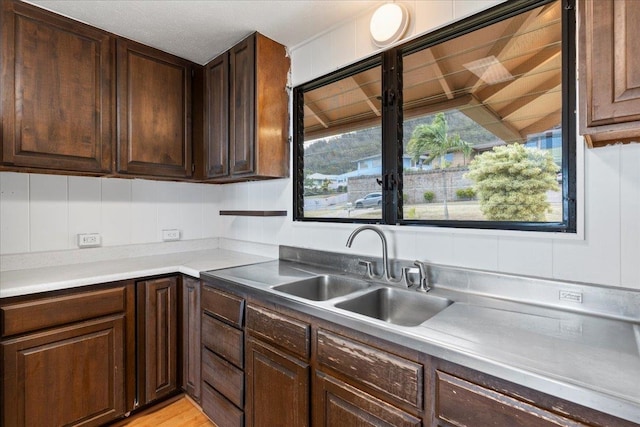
294 0 576 232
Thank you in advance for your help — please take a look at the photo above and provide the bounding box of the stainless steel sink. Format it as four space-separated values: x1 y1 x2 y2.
335 287 453 326
273 275 370 301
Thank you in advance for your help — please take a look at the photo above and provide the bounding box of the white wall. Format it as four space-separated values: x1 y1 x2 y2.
1 0 639 291
0 174 222 253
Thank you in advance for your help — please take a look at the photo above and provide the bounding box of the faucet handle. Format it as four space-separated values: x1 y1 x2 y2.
413 260 431 292
401 266 419 288
358 259 380 280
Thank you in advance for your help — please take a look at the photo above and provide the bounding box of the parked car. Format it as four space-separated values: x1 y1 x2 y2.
354 192 382 208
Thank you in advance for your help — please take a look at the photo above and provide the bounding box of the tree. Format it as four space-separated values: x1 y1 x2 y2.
406 112 472 219
465 144 559 221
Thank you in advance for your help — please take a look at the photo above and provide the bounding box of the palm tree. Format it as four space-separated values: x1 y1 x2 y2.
407 112 472 219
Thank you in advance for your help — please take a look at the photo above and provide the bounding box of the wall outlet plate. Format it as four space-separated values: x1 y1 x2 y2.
78 233 101 248
162 229 181 241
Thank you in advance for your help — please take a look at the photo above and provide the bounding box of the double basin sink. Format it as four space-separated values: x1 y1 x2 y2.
272 274 453 327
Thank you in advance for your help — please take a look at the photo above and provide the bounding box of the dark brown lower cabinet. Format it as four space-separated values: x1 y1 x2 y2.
202 382 244 427
0 283 135 427
200 278 639 427
2 316 127 427
245 336 310 427
314 371 421 427
182 276 201 402
137 276 178 406
435 370 587 427
200 283 246 427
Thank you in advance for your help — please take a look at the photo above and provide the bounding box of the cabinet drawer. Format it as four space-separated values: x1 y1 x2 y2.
202 313 243 368
201 285 244 327
1 286 128 337
202 382 244 427
316 329 423 410
202 347 244 408
246 304 310 359
314 371 421 427
435 370 587 427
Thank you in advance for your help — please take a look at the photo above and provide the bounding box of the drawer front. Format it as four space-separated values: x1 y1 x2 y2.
202 347 244 408
316 329 423 410
246 304 310 359
1 286 128 337
314 371 421 427
202 382 244 427
201 284 244 328
202 312 243 368
436 371 588 427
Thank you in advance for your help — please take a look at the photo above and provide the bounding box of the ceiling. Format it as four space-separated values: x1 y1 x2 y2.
23 0 381 64
304 1 562 145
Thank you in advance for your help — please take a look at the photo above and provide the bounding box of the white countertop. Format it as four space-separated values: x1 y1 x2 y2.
0 248 273 298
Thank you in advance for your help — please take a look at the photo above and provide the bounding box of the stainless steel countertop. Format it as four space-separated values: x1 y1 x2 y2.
201 257 640 425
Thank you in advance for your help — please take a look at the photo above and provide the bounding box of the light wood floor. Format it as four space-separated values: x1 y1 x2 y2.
113 395 215 427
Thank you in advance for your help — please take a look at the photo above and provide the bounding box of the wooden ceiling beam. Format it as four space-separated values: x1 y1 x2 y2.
350 74 381 117
304 104 330 129
458 96 525 143
497 78 561 119
520 110 561 136
422 47 455 100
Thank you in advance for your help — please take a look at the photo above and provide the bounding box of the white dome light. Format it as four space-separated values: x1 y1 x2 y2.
369 3 409 47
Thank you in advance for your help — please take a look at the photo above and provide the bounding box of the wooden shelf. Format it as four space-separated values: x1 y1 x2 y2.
219 210 287 217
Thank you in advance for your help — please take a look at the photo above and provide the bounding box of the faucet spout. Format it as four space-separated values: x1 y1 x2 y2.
346 225 394 282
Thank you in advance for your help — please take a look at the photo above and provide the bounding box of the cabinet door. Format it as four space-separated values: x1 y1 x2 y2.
245 336 309 427
579 0 640 146
1 0 114 173
182 276 201 402
229 35 256 176
204 52 230 178
117 40 192 178
1 316 127 427
138 276 178 405
313 371 421 427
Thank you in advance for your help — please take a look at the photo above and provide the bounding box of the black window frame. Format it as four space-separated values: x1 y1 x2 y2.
293 0 577 233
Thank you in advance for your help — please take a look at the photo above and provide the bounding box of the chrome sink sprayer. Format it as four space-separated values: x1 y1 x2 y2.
345 225 430 291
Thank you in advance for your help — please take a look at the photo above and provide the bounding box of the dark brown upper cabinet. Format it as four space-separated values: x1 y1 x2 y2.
201 53 230 178
199 33 290 182
117 39 193 178
579 0 640 147
0 0 115 173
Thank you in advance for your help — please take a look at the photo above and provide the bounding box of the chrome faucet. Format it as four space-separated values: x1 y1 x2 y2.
345 225 431 290
346 225 394 282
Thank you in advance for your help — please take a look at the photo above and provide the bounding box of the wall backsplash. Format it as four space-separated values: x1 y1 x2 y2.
0 173 222 254
1 0 639 291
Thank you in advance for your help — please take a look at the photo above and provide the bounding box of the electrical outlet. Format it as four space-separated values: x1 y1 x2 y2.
162 229 181 241
559 290 583 303
78 233 101 248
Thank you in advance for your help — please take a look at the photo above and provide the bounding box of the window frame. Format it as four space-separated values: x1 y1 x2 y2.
293 0 577 233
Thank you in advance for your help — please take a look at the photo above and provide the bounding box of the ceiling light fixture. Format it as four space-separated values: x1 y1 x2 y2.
463 56 514 85
369 2 409 48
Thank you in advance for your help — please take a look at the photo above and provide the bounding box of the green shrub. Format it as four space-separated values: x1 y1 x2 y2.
423 191 435 203
456 187 476 200
466 144 559 221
